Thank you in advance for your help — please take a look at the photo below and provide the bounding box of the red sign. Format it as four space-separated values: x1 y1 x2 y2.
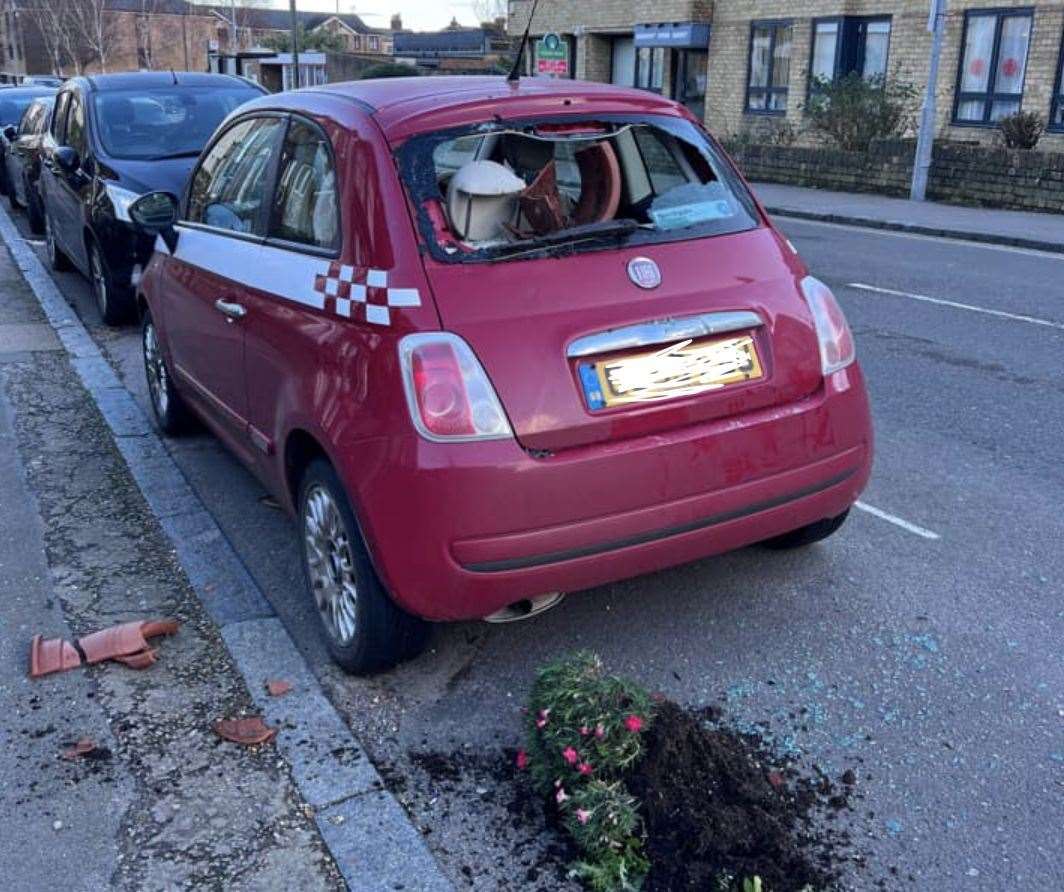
537 58 568 75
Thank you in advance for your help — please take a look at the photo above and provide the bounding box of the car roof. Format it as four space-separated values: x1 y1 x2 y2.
2 86 56 97
280 76 687 142
77 71 262 92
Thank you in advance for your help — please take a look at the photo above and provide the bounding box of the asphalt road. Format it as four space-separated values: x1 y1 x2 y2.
17 211 1064 889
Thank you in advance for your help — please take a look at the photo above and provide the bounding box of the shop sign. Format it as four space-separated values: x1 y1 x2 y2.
536 33 570 77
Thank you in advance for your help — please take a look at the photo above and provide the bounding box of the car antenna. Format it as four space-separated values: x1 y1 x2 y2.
506 0 542 84
170 68 177 85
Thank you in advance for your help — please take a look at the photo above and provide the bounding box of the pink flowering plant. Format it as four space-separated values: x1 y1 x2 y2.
522 653 654 890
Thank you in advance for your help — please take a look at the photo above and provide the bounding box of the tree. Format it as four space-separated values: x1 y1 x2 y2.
21 0 100 75
261 25 346 54
472 0 507 25
69 0 115 73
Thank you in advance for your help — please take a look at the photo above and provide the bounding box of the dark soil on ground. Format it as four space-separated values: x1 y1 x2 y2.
628 700 850 891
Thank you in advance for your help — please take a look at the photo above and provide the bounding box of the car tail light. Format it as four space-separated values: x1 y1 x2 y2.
398 333 512 441
801 276 856 376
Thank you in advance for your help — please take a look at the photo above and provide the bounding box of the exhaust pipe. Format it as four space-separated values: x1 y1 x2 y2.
483 592 565 624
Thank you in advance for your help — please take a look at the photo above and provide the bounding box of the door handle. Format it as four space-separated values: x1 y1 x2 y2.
214 299 246 321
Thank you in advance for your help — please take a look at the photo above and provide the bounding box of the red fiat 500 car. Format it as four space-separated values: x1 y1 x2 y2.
131 77 872 674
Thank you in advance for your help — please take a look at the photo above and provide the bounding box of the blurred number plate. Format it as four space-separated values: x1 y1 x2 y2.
579 335 762 410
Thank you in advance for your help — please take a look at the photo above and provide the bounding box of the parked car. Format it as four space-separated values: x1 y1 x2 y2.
130 77 873 674
4 95 55 232
21 75 64 88
39 72 265 324
0 85 56 196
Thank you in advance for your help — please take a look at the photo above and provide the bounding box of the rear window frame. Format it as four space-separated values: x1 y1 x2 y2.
395 113 764 265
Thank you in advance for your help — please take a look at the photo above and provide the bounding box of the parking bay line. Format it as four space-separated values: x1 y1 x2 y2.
846 282 1064 332
855 501 941 540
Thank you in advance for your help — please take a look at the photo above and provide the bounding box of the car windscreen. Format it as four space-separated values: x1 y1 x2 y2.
396 115 760 264
92 87 260 161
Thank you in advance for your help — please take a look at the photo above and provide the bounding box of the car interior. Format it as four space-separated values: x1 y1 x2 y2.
430 123 743 250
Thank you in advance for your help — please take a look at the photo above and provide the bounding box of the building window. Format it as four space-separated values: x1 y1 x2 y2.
1051 32 1064 131
636 46 665 93
611 36 635 87
954 9 1032 125
747 21 792 114
811 17 891 90
369 35 379 52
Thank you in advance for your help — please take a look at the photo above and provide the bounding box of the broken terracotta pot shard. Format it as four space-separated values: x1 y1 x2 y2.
28 618 179 678
29 635 83 678
61 737 98 760
77 618 179 668
265 679 293 697
214 717 278 746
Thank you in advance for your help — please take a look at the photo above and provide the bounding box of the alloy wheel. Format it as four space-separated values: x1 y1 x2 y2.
303 484 359 645
143 320 169 418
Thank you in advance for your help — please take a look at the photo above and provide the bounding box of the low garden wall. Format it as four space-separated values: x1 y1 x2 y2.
724 140 1064 214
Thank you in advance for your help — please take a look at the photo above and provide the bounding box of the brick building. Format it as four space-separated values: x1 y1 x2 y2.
0 1 391 82
508 1 1064 149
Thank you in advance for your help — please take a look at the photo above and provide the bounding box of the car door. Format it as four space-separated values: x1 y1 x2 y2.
40 90 68 227
243 115 342 464
160 114 286 461
51 89 91 272
6 104 36 203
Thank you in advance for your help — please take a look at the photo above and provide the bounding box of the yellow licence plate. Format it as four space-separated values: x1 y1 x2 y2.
579 335 763 410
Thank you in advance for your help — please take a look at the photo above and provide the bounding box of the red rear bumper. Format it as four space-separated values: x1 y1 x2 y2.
343 365 873 621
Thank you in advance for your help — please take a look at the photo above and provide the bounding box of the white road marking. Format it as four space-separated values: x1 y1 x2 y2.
855 501 941 540
846 282 1064 332
781 216 1064 261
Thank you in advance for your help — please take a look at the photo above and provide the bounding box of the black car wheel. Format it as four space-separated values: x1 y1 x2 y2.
88 239 130 326
762 509 851 550
298 458 428 674
24 178 44 234
142 309 192 435
44 213 71 271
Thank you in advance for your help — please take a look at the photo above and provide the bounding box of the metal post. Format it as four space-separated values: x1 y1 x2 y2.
911 0 947 201
289 0 300 89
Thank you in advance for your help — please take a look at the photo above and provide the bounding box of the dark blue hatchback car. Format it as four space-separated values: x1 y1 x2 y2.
40 71 264 324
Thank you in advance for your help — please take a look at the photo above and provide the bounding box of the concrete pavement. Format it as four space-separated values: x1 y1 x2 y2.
0 213 453 890
752 182 1064 253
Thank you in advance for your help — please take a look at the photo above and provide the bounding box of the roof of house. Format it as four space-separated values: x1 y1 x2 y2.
191 4 376 33
393 29 488 57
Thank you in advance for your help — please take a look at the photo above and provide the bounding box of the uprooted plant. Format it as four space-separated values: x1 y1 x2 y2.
518 653 848 891
520 652 654 890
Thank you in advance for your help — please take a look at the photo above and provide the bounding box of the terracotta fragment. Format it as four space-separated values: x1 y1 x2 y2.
29 635 83 678
265 679 293 697
214 717 278 746
61 738 98 760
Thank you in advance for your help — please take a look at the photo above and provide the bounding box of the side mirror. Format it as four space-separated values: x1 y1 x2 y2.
54 145 79 173
129 191 179 250
3 125 17 142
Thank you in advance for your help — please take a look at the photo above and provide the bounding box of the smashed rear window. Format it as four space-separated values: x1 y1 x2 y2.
397 115 759 263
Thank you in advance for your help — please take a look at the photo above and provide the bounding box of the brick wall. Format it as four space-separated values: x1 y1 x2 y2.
706 1 1064 152
725 139 1064 212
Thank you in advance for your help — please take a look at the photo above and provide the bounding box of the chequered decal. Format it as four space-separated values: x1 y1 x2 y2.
313 263 421 326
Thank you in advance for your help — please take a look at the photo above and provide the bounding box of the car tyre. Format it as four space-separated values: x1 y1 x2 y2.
88 239 131 326
25 180 44 234
762 509 850 550
142 309 192 435
7 179 19 210
44 213 72 271
298 458 428 674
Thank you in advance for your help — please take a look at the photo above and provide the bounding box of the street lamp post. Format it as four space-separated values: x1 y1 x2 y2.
289 0 300 89
911 0 948 201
